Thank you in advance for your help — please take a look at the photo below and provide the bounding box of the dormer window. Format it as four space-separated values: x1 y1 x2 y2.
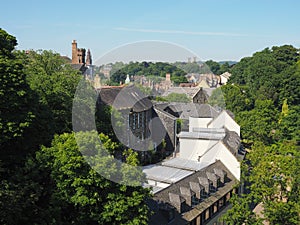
191 194 199 207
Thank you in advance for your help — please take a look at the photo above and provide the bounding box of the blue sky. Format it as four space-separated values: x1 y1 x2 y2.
1 0 300 62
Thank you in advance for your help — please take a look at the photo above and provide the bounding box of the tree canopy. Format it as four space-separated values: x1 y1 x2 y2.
221 45 300 224
0 29 152 225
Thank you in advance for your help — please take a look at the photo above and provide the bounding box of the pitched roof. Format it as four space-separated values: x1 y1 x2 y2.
98 84 152 112
164 103 220 119
153 160 235 205
222 131 245 161
162 87 200 98
70 63 87 73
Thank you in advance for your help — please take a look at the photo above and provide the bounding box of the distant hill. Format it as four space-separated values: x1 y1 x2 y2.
218 61 237 66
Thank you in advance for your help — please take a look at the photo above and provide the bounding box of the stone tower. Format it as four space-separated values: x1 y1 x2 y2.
72 40 86 64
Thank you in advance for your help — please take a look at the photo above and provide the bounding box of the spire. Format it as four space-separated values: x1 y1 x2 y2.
125 74 130 84
86 49 92 65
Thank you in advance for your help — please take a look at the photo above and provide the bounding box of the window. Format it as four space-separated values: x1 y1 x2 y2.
190 219 197 225
219 197 224 208
191 194 199 207
132 113 136 129
213 202 218 214
168 208 175 223
205 209 210 220
200 188 206 199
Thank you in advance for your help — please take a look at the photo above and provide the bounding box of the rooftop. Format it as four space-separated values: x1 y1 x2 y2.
177 131 226 140
97 84 152 112
162 103 220 119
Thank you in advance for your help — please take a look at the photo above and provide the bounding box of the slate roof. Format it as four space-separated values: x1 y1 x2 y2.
150 160 237 223
70 63 87 73
153 160 235 207
164 103 220 119
222 131 245 161
97 84 152 112
162 87 201 98
202 87 216 97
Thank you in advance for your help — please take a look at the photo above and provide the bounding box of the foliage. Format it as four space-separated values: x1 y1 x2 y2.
205 60 221 74
110 61 187 84
221 194 262 225
247 141 300 224
229 45 300 108
33 132 151 225
163 92 190 103
223 45 300 224
0 29 152 225
25 50 82 134
0 29 38 165
236 100 278 144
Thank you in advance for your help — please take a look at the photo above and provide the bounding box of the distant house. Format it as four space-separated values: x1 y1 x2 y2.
219 72 231 85
186 73 220 88
196 79 210 88
162 87 216 104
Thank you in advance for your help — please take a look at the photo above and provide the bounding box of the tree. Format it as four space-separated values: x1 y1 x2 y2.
276 105 300 142
219 62 231 74
164 93 191 103
209 84 253 114
247 141 300 225
236 100 278 144
25 50 81 134
31 131 151 225
221 194 261 225
205 60 221 74
0 28 38 165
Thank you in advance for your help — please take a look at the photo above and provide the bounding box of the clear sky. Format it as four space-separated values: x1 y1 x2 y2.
1 0 300 62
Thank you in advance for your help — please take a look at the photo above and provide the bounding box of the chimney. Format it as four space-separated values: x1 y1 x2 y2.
72 40 78 64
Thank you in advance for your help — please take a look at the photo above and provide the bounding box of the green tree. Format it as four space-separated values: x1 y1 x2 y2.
205 60 221 74
0 29 38 165
32 131 151 225
164 92 191 103
25 50 81 134
221 194 261 225
247 141 300 225
236 100 278 144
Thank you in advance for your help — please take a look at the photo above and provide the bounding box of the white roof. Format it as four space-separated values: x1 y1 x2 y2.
142 165 194 184
161 157 206 171
177 131 226 140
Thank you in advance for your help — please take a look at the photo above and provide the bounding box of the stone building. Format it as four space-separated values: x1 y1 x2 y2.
162 87 215 104
96 84 160 154
71 40 93 75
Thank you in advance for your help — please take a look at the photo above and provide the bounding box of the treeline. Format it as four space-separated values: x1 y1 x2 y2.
109 61 187 85
0 28 151 225
104 60 233 86
215 45 300 224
